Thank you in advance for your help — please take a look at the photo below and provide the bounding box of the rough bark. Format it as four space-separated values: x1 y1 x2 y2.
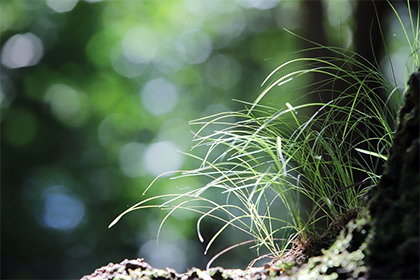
368 67 420 279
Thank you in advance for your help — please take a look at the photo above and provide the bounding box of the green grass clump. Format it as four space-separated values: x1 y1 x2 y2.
110 1 419 268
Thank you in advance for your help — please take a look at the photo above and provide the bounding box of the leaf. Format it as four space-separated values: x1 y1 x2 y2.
355 148 388 161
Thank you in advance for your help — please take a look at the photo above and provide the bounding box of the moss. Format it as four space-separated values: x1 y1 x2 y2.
122 267 176 280
280 209 371 280
78 198 371 280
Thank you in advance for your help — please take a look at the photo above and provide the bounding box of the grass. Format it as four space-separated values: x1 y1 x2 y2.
110 0 419 269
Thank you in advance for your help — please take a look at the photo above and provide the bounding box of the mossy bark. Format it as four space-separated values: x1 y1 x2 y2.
80 70 420 280
368 68 420 279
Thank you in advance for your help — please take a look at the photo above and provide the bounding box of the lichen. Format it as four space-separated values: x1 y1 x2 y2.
282 209 371 280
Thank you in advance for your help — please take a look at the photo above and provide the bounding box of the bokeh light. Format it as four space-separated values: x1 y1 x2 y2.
44 84 90 126
46 0 79 13
140 78 179 116
142 141 184 176
122 27 159 64
179 30 213 65
139 240 187 272
236 0 281 10
1 33 44 69
41 185 85 231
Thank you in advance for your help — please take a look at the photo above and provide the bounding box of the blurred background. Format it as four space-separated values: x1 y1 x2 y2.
1 0 416 279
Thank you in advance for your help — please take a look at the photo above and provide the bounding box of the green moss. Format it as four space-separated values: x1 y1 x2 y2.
286 210 371 280
117 267 177 280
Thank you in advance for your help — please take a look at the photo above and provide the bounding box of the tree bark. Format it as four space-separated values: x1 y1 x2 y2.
368 67 420 279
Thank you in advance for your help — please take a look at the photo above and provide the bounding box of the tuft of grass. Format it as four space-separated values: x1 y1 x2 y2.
110 0 419 268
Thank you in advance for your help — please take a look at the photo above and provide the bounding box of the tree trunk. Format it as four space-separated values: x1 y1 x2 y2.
368 67 420 279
